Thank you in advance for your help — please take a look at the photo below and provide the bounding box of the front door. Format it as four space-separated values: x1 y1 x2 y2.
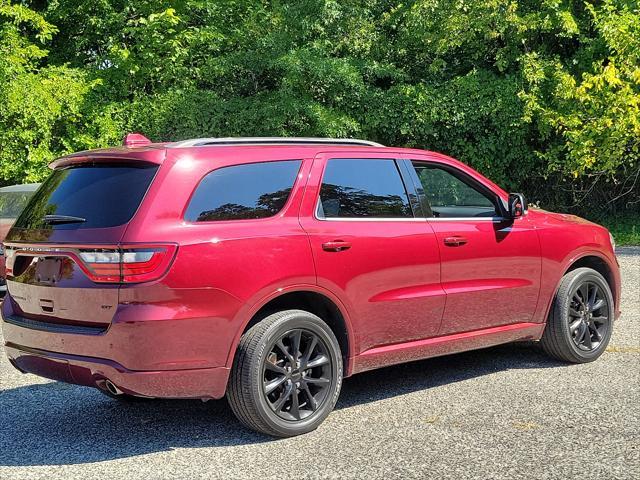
299 154 445 354
408 158 542 335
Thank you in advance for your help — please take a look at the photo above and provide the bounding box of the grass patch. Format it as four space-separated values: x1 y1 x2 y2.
597 213 640 246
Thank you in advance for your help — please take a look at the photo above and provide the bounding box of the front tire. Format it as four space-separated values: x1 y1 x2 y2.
541 267 614 363
227 309 343 437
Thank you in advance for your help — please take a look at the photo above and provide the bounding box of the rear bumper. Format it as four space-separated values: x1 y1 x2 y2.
4 342 230 399
1 288 242 399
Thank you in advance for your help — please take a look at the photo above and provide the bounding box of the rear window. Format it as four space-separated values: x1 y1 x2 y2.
13 163 158 230
185 160 301 222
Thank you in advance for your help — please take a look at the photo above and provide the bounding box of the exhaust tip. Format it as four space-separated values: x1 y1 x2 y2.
104 379 123 396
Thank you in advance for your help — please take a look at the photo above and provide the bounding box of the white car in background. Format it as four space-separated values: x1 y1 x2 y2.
0 183 41 294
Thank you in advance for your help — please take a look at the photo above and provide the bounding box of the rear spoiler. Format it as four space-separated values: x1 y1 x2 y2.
49 149 166 169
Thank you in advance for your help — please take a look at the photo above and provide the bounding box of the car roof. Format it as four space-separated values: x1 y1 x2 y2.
49 136 452 169
46 137 509 200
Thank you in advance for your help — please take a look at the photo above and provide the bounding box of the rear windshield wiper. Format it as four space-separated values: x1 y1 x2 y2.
42 214 87 225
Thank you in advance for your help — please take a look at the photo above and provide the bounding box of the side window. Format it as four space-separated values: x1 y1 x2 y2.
318 159 412 218
185 160 301 221
411 162 498 218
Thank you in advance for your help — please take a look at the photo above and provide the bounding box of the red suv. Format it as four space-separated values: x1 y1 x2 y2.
1 135 620 437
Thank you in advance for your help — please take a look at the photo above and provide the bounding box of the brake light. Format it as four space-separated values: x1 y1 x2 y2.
78 244 177 283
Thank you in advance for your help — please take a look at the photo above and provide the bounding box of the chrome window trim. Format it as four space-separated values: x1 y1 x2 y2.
314 215 509 222
427 217 509 222
314 215 428 222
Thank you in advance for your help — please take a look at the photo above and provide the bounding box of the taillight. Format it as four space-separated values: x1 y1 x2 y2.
4 245 13 275
78 250 121 282
121 247 174 283
78 244 177 283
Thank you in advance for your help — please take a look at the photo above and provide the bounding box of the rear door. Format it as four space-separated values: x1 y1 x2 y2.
406 157 541 335
299 153 445 354
3 161 159 331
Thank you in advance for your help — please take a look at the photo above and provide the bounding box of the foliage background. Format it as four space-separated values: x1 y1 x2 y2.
0 0 638 220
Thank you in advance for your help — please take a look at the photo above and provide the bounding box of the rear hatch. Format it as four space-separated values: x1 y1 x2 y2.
3 160 160 332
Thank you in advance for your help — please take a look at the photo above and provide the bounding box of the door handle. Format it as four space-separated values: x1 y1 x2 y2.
322 240 352 252
444 236 468 247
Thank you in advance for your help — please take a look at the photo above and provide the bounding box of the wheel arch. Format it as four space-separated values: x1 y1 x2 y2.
544 251 620 323
226 286 355 376
565 255 616 298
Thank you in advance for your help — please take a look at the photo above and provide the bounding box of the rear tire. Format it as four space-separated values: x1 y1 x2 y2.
541 267 614 363
227 309 343 437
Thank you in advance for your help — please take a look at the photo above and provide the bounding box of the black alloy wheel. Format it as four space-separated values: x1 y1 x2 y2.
262 329 333 421
567 280 610 351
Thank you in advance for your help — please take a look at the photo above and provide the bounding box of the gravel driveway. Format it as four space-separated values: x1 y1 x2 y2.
1 249 638 479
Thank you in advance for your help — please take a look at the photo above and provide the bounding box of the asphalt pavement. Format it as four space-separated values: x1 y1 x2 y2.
0 248 638 479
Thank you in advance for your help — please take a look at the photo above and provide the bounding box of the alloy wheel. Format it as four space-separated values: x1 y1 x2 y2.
262 329 333 421
568 281 610 351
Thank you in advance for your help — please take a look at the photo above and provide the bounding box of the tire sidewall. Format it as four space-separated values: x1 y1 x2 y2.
248 312 343 436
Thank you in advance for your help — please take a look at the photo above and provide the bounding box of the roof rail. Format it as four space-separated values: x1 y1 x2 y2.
168 137 384 148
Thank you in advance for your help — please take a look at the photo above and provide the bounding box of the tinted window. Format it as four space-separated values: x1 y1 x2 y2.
319 159 412 218
13 164 158 230
185 160 301 222
411 162 498 218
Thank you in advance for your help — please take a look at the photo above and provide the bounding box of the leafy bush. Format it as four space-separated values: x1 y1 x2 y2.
0 0 638 215
0 2 99 182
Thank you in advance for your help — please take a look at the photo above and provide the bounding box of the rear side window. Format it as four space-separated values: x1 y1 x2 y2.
13 163 158 230
185 160 301 222
318 159 412 218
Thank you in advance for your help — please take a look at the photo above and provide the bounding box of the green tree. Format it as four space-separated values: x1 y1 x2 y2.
0 1 101 182
0 0 638 215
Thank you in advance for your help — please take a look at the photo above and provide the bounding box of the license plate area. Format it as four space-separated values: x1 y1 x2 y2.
35 257 63 284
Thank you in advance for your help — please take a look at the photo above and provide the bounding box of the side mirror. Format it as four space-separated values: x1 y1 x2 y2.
508 193 527 219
